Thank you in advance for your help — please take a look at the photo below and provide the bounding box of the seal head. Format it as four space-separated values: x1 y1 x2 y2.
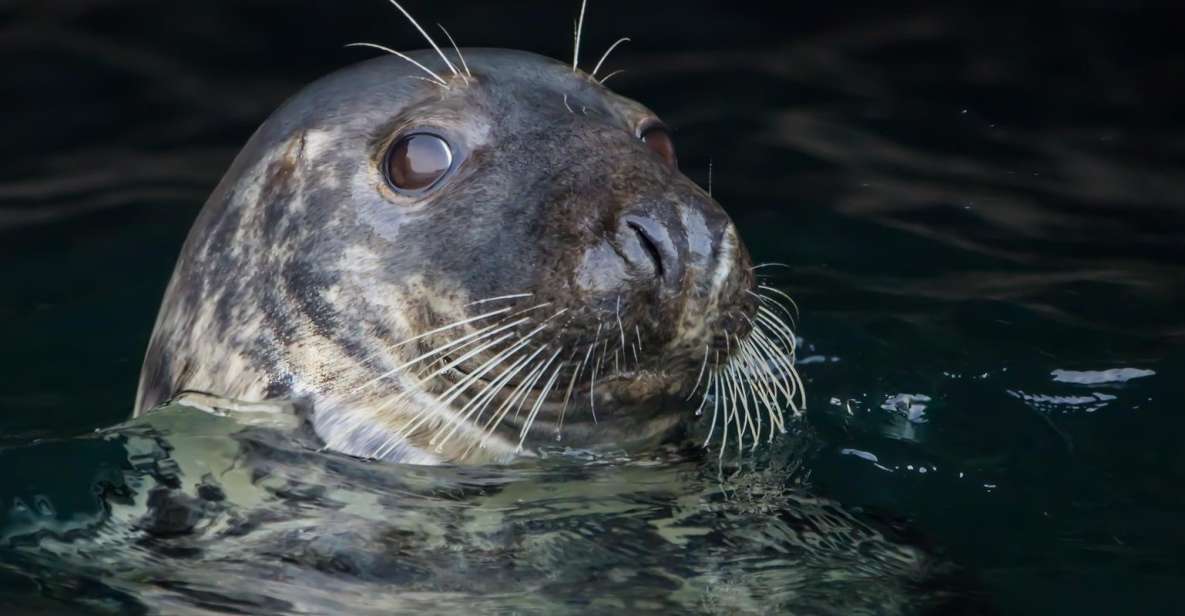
136 49 801 464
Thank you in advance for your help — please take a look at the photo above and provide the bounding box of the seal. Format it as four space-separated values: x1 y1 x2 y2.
134 6 803 464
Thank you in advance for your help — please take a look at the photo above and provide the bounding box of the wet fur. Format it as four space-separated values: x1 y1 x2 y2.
136 49 787 464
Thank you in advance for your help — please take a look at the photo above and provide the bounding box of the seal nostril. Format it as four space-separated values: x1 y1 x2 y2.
627 222 665 279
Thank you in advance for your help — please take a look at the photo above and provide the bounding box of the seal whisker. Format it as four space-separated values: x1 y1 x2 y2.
753 320 803 412
589 337 609 424
420 339 529 449
466 292 534 306
466 343 552 455
720 341 753 454
356 310 534 394
512 346 559 422
436 24 472 80
476 348 548 441
598 69 625 85
751 262 791 271
746 327 796 406
703 353 721 446
708 158 713 196
755 307 798 354
716 369 731 465
393 310 563 452
758 283 802 322
687 344 711 400
615 297 626 342
429 341 536 451
734 339 775 426
749 289 798 331
391 304 556 403
383 0 461 79
392 306 513 349
737 337 781 441
428 328 548 432
376 331 520 457
326 305 514 392
591 37 630 79
519 349 566 449
737 313 795 400
345 42 448 86
572 0 589 72
750 320 805 416
556 347 590 436
725 351 759 450
405 75 448 88
556 348 590 435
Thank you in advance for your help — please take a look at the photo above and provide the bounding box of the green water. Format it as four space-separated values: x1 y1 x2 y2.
2 1 1183 613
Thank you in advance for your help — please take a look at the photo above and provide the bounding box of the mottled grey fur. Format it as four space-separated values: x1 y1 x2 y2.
137 49 755 464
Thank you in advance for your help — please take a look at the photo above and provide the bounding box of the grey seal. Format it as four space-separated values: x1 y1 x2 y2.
135 11 803 464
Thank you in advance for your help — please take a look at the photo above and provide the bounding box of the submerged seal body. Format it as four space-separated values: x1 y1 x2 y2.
136 47 802 464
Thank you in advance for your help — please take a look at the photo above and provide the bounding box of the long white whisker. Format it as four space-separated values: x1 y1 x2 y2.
598 69 624 85
687 344 711 400
467 292 533 306
424 342 529 449
436 24 471 79
718 344 747 456
393 306 513 349
469 344 551 454
384 0 460 78
430 341 538 452
556 348 589 436
519 350 566 449
748 289 797 329
345 43 447 86
378 332 519 457
380 306 566 432
717 369 730 465
394 305 566 450
755 308 797 354
615 296 627 356
725 353 759 450
572 0 589 71
746 327 796 405
758 284 801 321
591 37 630 78
359 311 528 393
703 353 721 447
735 338 778 442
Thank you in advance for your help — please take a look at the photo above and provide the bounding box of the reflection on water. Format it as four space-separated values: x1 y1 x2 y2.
2 1 1183 613
1 404 976 614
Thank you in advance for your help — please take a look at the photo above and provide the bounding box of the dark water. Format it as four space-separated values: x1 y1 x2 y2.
2 1 1184 613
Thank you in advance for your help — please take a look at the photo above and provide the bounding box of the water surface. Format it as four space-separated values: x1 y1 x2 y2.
2 1 1183 613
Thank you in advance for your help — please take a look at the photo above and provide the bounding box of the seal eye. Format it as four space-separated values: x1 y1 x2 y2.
641 125 677 168
386 133 453 191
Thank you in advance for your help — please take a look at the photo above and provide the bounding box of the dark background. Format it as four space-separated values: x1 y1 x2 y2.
3 0 1182 435
1 1 1184 613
